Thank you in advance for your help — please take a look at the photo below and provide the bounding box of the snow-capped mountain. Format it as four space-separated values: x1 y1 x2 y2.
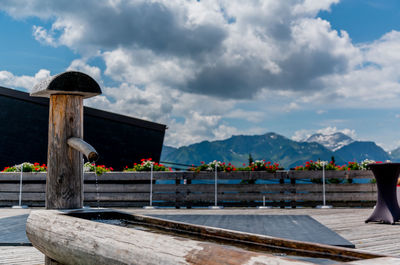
305 132 354 151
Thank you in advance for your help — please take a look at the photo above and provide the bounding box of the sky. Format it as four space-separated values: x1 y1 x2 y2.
1 0 400 150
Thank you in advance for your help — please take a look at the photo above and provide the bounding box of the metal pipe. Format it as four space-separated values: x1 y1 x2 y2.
322 163 326 206
150 164 153 207
18 164 23 207
215 163 218 206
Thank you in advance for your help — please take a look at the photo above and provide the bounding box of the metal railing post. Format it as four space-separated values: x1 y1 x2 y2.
12 163 28 209
317 162 332 209
209 163 223 209
143 163 156 209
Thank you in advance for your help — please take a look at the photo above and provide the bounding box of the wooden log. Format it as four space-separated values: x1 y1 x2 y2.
47 95 83 209
67 137 98 162
26 210 314 265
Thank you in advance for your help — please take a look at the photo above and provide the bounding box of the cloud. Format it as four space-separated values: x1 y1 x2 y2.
0 69 51 91
33 26 57 47
292 126 356 141
67 59 102 83
2 0 400 147
0 0 356 99
165 111 265 147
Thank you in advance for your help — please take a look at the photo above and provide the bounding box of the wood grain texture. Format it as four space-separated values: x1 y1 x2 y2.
67 137 98 162
47 95 83 209
26 210 314 265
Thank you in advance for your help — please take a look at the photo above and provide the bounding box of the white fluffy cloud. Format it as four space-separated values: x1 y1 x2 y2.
0 0 357 97
0 69 51 91
67 59 102 83
1 0 400 146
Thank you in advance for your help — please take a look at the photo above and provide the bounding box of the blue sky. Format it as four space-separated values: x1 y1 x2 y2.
1 0 400 150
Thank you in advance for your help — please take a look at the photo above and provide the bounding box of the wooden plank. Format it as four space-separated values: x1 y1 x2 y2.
83 192 175 201
83 184 175 193
181 183 377 193
289 171 374 179
182 192 377 202
0 173 46 182
0 246 44 265
84 172 184 181
0 183 45 192
0 182 377 194
0 192 45 201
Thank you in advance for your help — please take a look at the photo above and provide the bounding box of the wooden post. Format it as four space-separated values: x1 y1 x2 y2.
30 71 102 265
47 95 83 209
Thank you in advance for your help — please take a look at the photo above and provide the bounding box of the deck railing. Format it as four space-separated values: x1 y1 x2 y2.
0 170 377 207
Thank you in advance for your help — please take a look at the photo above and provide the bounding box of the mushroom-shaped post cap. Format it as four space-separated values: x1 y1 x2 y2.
30 71 102 99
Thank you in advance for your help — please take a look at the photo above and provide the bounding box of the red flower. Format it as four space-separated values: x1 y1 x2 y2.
148 158 152 161
201 161 204 164
34 163 39 166
109 167 114 171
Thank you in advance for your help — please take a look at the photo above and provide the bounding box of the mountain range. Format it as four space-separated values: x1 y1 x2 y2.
161 132 395 169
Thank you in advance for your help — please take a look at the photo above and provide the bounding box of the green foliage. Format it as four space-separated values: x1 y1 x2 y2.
295 159 377 171
124 159 172 172
370 178 376 184
248 153 254 165
2 162 47 172
188 160 280 173
248 160 280 172
84 162 114 176
188 160 236 172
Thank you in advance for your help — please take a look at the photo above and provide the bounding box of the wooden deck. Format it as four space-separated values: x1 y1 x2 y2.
2 207 400 264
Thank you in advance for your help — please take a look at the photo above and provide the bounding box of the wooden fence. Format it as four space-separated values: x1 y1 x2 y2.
0 170 377 207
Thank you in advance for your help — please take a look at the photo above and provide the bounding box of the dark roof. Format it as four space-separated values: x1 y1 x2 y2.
0 86 166 132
